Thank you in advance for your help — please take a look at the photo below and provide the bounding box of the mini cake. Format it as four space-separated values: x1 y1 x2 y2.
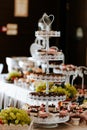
70 103 78 111
30 105 40 110
59 110 68 117
38 111 49 118
29 108 38 117
49 110 59 117
39 104 45 111
48 104 55 112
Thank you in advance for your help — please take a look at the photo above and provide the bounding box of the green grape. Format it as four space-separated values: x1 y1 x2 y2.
35 86 42 92
16 112 22 120
4 113 8 117
35 85 46 92
10 112 16 119
15 119 19 124
35 81 54 92
50 86 58 92
57 87 66 94
64 83 77 98
0 116 5 121
21 122 26 125
0 107 31 125
3 119 8 124
49 82 54 87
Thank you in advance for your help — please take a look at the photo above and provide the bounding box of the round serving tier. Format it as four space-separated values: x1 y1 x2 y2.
33 115 69 125
34 53 64 61
42 63 63 69
35 31 60 39
53 68 76 75
28 92 66 101
28 73 66 82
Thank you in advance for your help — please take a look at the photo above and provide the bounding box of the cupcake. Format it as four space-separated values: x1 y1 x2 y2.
38 111 48 118
59 110 68 117
48 104 55 112
29 108 38 117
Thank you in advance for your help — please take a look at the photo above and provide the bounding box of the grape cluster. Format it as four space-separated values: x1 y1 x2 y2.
0 107 31 125
35 81 77 99
6 71 23 82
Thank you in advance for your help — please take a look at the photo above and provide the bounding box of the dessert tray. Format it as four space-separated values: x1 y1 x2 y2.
28 92 66 101
34 53 64 61
28 13 70 128
33 115 69 125
35 30 60 39
34 46 64 61
53 64 77 75
28 73 66 82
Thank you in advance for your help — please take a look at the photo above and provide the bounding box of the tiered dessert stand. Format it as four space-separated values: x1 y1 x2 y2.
28 13 70 128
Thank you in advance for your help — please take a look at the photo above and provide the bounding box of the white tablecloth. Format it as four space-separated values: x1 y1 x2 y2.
0 78 31 109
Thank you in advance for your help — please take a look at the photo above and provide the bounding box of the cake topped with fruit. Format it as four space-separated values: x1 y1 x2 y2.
6 70 23 83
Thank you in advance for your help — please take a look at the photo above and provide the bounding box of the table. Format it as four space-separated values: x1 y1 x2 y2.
33 123 87 130
0 76 31 109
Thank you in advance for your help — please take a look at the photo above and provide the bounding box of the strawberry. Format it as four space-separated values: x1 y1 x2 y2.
0 118 3 124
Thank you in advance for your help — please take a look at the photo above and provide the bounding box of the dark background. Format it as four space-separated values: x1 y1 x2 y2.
0 0 87 73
